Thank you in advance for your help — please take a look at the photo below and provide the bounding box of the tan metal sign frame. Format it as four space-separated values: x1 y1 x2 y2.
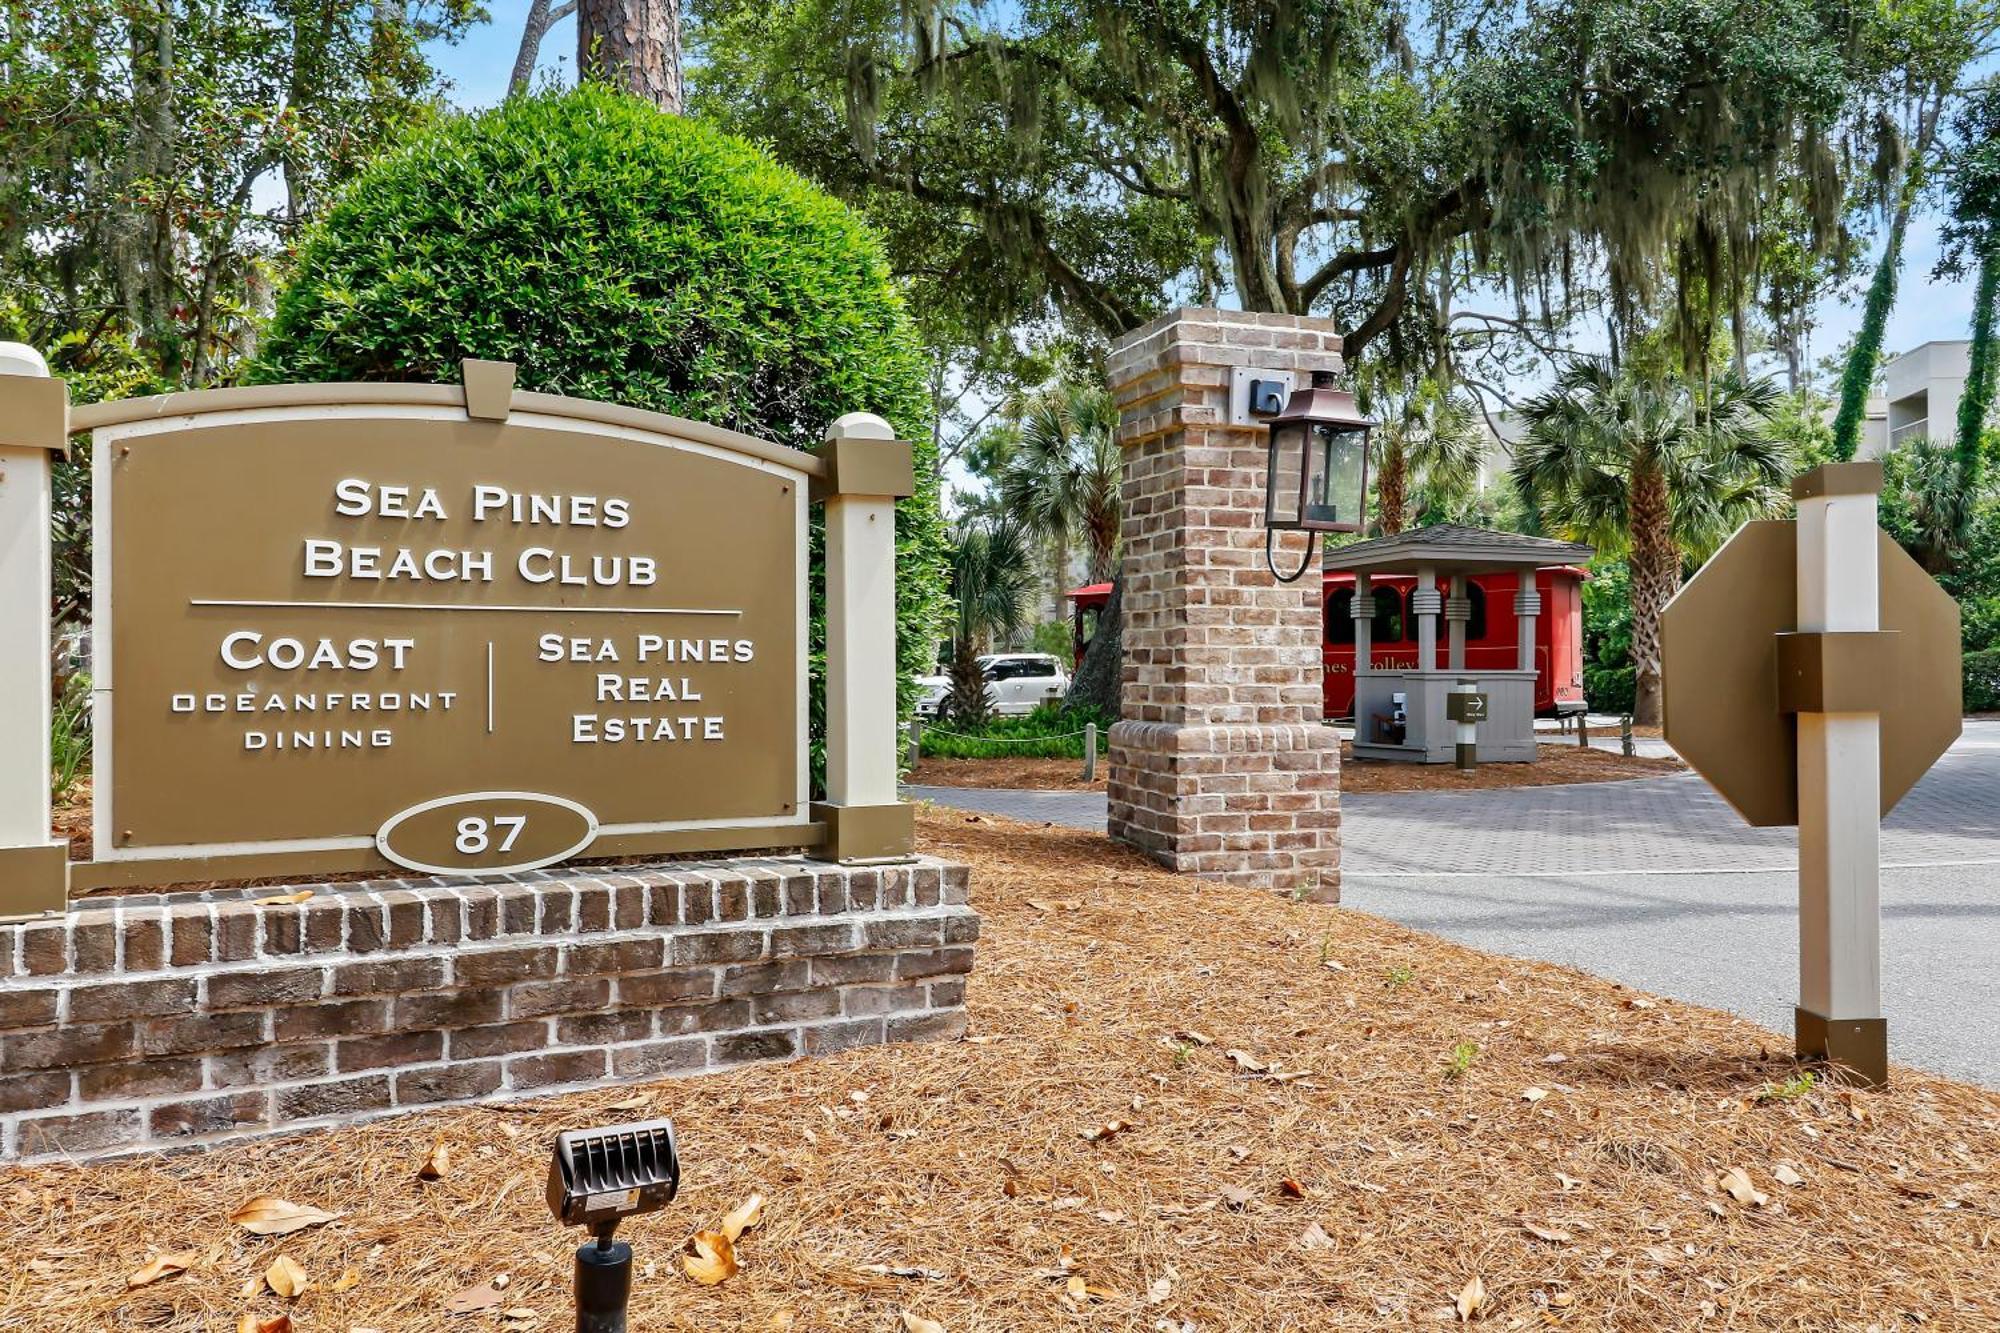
45 367 914 892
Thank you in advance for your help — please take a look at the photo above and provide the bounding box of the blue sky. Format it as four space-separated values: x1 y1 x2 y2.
432 6 1987 375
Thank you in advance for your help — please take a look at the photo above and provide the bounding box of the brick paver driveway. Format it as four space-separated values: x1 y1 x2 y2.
908 720 2000 1082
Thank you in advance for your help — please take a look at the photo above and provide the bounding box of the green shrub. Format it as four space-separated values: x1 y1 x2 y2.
1028 620 1074 660
1581 558 1636 715
253 86 950 789
51 672 90 804
918 702 1112 759
1968 648 2000 713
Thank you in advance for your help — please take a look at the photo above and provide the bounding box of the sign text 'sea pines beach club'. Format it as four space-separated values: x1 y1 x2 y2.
1 359 919 897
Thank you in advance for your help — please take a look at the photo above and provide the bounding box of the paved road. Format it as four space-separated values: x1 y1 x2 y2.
908 720 2000 1083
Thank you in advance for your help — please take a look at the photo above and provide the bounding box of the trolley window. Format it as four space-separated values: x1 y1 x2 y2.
1326 589 1355 645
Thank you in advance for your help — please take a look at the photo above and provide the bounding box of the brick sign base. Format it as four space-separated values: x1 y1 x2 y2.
0 857 975 1163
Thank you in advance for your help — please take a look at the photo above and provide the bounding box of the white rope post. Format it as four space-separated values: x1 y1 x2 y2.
1794 468 1885 1082
811 412 916 861
1082 721 1098 782
0 342 69 918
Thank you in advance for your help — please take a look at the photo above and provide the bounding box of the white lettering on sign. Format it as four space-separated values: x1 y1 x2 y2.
571 715 727 743
220 632 416 672
516 549 657 587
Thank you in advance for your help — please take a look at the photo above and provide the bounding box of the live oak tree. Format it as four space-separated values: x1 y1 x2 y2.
691 0 1959 385
0 0 478 389
2 0 475 632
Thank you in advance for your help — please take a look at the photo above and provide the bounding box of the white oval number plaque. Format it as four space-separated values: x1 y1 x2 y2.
376 792 599 876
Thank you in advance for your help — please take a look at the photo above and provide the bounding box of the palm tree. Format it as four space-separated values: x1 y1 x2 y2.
943 516 1036 728
1514 360 1791 725
1882 438 1977 574
1374 389 1488 534
997 382 1122 584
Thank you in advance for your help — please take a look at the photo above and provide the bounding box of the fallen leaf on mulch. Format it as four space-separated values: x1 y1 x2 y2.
228 1197 338 1237
1225 1050 1267 1073
126 1253 195 1288
1718 1167 1769 1207
1522 1222 1572 1243
721 1193 765 1243
236 1316 290 1333
1081 1119 1130 1142
1219 1186 1254 1210
1298 1222 1335 1251
443 1281 504 1314
418 1140 451 1182
1026 899 1080 913
683 1230 738 1286
1522 1087 1549 1103
1456 1274 1487 1321
900 1313 946 1333
263 1255 309 1299
605 1094 651 1111
251 890 314 906
1278 1178 1306 1199
1175 1029 1213 1046
330 1269 360 1293
1775 1164 1806 1187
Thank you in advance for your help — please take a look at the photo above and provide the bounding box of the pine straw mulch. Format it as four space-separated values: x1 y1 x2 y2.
5 808 1998 1332
911 743 1680 794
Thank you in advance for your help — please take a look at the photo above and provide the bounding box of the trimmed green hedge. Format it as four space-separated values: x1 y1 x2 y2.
917 703 1112 759
253 86 949 788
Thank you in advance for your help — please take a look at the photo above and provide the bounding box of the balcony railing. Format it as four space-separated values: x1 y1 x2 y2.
1890 418 1930 447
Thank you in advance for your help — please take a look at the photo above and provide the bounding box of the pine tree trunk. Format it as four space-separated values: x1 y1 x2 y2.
1832 92 1944 460
511 0 577 95
1954 235 1999 515
576 0 682 111
1066 577 1122 717
1626 467 1675 727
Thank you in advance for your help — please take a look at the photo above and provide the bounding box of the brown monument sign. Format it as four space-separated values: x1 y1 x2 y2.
37 362 916 892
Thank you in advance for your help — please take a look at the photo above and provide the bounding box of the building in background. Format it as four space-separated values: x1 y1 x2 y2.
1878 339 1972 456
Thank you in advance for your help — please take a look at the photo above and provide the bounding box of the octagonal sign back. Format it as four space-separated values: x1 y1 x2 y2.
1661 522 1961 828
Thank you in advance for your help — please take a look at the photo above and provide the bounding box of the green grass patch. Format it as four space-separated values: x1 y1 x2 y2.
916 703 1111 759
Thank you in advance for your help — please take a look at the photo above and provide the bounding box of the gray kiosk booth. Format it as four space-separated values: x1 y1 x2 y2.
1327 525 1595 764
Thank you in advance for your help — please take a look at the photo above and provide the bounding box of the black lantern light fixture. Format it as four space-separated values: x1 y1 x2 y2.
1262 369 1375 581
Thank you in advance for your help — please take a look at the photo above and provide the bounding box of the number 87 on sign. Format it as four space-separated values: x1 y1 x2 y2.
378 792 598 876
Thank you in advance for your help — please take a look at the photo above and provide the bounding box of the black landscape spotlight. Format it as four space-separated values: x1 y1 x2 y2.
546 1119 681 1333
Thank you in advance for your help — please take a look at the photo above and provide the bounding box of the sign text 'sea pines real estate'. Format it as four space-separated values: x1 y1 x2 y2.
0 357 918 904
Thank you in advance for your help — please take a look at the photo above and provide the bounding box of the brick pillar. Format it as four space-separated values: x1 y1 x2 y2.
1104 309 1342 901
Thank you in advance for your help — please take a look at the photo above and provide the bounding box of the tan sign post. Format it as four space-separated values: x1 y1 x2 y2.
0 345 70 917
1661 462 1962 1086
2 359 915 904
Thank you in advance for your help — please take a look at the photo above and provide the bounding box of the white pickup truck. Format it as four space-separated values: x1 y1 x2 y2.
916 652 1071 719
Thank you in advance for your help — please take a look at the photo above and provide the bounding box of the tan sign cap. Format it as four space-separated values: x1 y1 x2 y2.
813 413 915 499
0 376 69 454
1790 461 1883 501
